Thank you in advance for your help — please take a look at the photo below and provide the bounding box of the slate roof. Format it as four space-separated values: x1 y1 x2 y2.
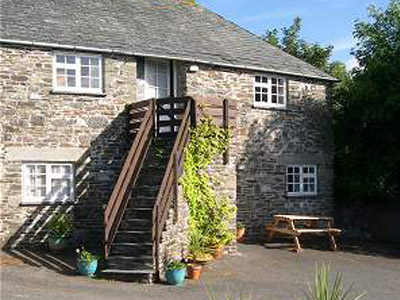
0 0 336 81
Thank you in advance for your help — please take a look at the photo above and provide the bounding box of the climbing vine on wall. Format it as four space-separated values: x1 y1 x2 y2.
181 116 236 248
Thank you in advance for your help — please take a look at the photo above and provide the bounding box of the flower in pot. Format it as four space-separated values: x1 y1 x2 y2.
187 229 212 280
165 260 186 285
237 222 246 242
76 247 98 277
46 212 73 252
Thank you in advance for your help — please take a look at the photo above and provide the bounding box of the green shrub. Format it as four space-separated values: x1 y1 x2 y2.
181 116 236 249
76 247 98 263
167 260 186 271
47 212 73 238
306 264 365 300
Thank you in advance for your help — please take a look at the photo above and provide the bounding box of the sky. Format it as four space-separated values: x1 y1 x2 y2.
196 0 390 69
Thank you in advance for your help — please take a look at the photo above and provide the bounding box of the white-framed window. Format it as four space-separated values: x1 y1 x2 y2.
22 163 74 204
254 75 286 108
287 165 317 196
53 53 103 94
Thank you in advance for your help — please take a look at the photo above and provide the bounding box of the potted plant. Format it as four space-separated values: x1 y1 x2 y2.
187 229 212 280
165 260 186 285
210 231 234 260
237 222 246 242
47 212 73 252
76 247 98 277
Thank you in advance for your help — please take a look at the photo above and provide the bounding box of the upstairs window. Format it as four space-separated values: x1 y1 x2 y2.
287 165 317 196
53 53 103 94
22 163 74 204
254 75 286 108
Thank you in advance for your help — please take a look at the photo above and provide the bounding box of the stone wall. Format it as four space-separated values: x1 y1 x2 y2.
181 63 334 241
0 45 137 248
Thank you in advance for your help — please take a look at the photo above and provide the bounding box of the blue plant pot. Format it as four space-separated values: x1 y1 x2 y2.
77 259 98 277
165 268 186 285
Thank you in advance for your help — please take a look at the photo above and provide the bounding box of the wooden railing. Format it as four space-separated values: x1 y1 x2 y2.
152 97 196 274
104 100 155 258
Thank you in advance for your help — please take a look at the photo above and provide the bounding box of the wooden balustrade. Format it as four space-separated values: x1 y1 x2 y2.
104 99 155 258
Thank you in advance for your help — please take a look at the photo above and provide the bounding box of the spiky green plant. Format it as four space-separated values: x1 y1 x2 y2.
306 264 365 300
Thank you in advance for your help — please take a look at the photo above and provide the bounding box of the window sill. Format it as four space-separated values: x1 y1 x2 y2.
51 90 106 97
286 193 318 198
252 105 287 111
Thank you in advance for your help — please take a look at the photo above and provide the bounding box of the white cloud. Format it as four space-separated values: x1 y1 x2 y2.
332 36 356 53
345 57 359 70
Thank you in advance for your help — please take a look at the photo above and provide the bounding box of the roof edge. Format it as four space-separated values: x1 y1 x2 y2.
0 39 338 82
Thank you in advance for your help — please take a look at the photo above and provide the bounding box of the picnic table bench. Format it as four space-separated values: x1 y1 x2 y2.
265 214 342 252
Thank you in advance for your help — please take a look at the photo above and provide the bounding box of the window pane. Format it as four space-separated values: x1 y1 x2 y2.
272 86 277 93
255 76 261 83
57 76 66 87
56 55 65 63
271 95 277 103
57 68 65 75
91 67 99 77
288 167 293 173
255 87 260 92
288 175 293 182
37 175 46 185
67 77 76 87
271 78 277 84
304 185 309 192
81 57 90 65
310 184 315 192
294 167 300 173
81 77 89 88
66 56 76 64
309 167 315 173
278 87 284 94
37 165 46 173
262 94 268 102
37 187 46 197
288 185 293 192
81 67 89 76
278 78 284 85
90 57 99 65
262 77 268 83
255 94 260 102
278 96 285 104
294 184 300 192
91 78 100 89
262 88 268 93
63 166 71 174
294 175 300 182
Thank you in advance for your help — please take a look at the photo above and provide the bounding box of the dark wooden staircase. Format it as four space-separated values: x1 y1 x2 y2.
101 97 195 282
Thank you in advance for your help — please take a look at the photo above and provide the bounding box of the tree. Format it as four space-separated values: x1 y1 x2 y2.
263 17 333 70
334 0 400 204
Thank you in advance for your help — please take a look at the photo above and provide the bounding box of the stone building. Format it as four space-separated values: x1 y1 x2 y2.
0 0 335 278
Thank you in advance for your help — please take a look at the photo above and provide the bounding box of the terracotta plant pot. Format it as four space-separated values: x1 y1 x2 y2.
237 228 245 242
213 245 224 259
187 264 202 280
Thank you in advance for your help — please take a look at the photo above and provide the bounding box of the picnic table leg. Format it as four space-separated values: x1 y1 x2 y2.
266 219 279 242
326 220 338 251
328 232 338 251
289 220 301 252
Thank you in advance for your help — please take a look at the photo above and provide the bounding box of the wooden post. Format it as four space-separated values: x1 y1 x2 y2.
173 151 178 224
190 98 196 128
223 99 229 165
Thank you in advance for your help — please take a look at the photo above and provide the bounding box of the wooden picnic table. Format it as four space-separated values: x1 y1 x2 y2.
265 214 342 252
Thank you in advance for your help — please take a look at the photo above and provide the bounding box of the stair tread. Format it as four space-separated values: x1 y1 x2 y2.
101 269 154 275
107 255 152 260
112 242 152 246
117 230 151 234
126 207 153 211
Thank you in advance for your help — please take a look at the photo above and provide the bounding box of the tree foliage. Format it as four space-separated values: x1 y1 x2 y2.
264 17 333 70
334 1 400 204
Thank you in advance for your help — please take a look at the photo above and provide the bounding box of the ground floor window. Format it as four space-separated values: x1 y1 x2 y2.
22 163 74 204
286 165 317 196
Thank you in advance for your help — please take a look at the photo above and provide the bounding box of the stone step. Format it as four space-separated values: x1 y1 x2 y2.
114 230 152 243
127 196 156 208
123 208 153 220
110 242 152 256
100 269 154 283
106 255 153 270
119 218 152 230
